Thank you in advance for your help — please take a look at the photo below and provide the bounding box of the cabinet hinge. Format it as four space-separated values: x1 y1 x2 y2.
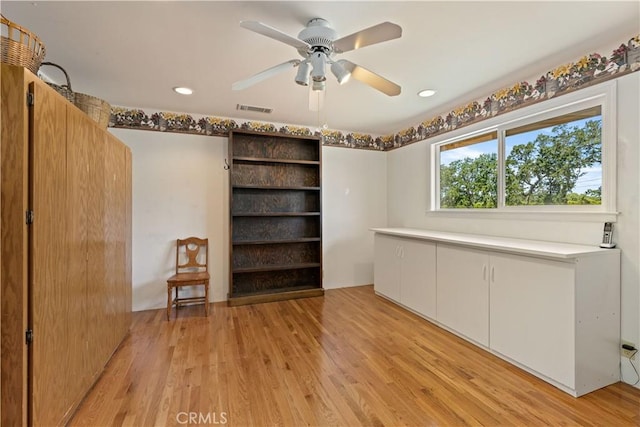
26 329 33 345
26 210 34 225
26 92 34 107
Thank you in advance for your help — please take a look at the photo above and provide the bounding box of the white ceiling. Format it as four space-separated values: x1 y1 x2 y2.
3 1 639 135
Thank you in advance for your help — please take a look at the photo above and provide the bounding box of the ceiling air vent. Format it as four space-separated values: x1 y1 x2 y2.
236 104 273 114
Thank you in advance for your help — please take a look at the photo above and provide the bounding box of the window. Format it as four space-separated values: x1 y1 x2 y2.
505 107 601 207
439 132 498 208
432 83 615 216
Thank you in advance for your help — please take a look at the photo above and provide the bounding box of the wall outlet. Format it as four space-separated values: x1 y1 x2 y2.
621 340 637 360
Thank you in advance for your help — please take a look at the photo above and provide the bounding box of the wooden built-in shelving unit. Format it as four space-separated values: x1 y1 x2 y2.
228 130 323 306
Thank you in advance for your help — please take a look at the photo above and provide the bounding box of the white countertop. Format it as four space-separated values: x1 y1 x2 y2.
370 228 619 259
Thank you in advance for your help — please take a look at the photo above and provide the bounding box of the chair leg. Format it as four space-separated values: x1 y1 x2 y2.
205 281 209 317
175 287 179 316
167 284 171 321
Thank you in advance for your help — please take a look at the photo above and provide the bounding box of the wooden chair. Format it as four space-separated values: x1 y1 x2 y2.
167 237 210 320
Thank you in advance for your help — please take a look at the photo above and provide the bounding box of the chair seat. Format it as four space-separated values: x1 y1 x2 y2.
167 271 210 285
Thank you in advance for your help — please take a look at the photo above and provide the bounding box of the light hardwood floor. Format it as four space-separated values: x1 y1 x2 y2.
70 285 640 426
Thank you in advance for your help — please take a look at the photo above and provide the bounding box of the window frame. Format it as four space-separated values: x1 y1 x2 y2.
429 80 617 221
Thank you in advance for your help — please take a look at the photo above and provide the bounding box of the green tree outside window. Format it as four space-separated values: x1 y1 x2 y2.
439 112 602 209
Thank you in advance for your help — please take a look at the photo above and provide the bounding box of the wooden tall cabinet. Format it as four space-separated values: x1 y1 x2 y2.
228 130 324 306
1 64 132 426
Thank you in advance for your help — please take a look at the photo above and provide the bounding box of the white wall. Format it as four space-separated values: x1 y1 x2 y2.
616 73 640 386
109 128 387 310
386 73 640 387
109 129 229 310
322 147 387 288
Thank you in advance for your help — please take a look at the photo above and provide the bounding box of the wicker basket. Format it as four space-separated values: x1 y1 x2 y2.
40 62 75 103
1 14 46 73
39 61 110 128
74 92 111 129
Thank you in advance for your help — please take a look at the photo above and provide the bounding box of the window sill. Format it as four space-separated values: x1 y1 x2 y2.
427 209 619 223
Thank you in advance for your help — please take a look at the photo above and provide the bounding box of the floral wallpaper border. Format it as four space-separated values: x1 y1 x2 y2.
108 109 389 150
109 35 640 151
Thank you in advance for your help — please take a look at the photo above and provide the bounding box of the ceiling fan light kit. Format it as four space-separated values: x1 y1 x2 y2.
295 61 311 86
234 17 402 98
310 51 327 82
331 61 350 85
312 80 325 92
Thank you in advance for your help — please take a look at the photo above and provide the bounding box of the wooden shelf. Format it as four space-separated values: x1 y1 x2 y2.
232 216 320 242
233 156 320 165
232 262 321 274
233 285 318 298
227 287 324 306
230 285 321 297
229 130 323 305
232 184 320 191
233 237 321 245
232 212 320 217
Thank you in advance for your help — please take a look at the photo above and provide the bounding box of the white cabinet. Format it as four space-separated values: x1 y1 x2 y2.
374 234 436 319
373 234 402 302
436 244 489 346
401 238 436 318
489 252 619 396
371 228 621 397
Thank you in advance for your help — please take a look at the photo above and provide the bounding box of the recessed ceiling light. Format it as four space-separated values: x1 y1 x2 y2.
418 89 437 98
173 87 193 95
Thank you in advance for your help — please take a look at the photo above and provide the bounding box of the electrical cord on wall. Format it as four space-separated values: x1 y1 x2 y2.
629 349 639 386
620 345 639 386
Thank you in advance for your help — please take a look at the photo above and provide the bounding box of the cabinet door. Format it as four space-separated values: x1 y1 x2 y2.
401 239 436 319
86 125 108 380
104 134 127 352
124 148 133 325
30 83 72 427
436 245 489 346
66 107 93 397
489 253 575 388
374 234 401 302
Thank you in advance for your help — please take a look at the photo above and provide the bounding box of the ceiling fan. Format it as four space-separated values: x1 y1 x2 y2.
232 18 402 97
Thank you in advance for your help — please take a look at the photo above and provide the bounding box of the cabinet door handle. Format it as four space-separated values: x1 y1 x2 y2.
483 265 487 281
399 246 404 258
491 266 495 282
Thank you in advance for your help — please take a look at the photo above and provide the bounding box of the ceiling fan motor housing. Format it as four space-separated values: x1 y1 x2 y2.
297 18 338 55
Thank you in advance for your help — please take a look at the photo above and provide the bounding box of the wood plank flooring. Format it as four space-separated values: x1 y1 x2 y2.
69 285 640 426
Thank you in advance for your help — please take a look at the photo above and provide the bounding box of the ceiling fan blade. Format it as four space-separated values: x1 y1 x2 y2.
339 60 401 96
333 22 402 53
232 59 300 90
240 21 311 51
